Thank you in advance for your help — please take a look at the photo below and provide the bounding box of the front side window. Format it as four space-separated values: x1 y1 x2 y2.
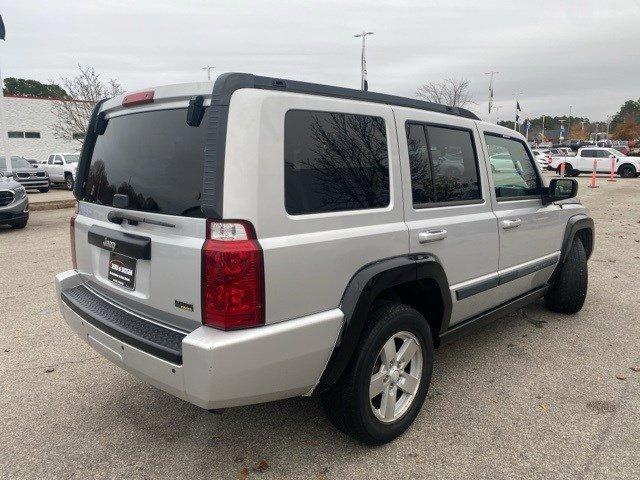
284 110 389 215
406 123 481 207
485 134 540 199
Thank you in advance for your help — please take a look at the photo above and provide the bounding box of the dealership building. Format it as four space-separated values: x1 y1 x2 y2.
2 95 84 161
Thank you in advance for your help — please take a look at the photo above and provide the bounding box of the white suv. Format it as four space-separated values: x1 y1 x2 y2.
56 73 594 444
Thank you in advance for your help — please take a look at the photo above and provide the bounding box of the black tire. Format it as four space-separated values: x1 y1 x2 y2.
570 169 580 177
320 303 433 445
545 239 587 314
10 217 28 229
557 163 573 176
65 174 74 191
38 187 50 193
618 164 636 178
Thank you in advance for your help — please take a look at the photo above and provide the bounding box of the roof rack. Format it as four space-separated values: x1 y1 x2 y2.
211 72 480 120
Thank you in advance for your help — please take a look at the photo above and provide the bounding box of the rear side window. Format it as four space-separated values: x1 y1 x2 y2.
284 110 389 215
485 134 540 199
83 109 208 217
581 149 596 157
405 123 481 207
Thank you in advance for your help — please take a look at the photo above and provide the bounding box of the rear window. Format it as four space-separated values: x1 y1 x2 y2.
83 109 207 217
284 109 389 215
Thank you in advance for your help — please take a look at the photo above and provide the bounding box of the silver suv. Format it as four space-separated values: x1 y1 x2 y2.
56 73 594 445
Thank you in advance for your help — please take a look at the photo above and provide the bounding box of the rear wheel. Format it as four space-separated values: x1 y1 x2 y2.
545 239 587 314
619 164 636 178
38 187 50 193
65 174 74 191
320 303 433 445
557 162 573 176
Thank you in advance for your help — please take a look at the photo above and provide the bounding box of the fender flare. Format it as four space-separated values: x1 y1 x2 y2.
316 255 451 390
548 214 594 284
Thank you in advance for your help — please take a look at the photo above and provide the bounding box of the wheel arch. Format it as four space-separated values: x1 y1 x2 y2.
549 214 594 284
316 255 451 391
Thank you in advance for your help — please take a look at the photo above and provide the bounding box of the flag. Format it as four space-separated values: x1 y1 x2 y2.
516 101 521 111
0 15 5 40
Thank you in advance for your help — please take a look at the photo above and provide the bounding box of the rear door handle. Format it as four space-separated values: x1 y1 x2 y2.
501 218 522 229
418 229 448 243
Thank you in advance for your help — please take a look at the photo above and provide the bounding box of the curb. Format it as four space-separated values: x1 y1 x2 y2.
30 199 77 212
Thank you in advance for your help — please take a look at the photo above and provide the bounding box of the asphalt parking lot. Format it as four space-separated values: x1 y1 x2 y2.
1 174 639 479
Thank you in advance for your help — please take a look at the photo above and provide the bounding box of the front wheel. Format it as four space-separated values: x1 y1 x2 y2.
11 217 28 229
545 239 587 314
65 175 74 191
320 303 433 445
39 187 50 193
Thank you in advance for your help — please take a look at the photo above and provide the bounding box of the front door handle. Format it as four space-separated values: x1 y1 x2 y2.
501 218 522 229
418 229 448 243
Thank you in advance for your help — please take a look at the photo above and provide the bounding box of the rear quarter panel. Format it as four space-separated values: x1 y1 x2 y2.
222 89 408 325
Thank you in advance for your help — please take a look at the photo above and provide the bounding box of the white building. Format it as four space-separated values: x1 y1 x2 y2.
2 95 85 161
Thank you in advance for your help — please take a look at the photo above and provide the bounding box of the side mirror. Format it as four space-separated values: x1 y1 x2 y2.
543 178 578 205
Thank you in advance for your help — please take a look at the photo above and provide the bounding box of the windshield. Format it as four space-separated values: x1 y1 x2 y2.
0 157 34 169
83 108 208 217
65 154 80 164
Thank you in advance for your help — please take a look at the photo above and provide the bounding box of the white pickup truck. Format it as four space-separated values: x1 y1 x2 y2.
548 147 640 178
40 153 80 190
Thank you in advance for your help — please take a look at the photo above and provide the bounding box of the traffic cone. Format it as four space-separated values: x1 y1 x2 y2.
588 158 598 188
607 155 617 182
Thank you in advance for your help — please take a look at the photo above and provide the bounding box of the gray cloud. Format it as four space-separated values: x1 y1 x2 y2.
2 0 638 121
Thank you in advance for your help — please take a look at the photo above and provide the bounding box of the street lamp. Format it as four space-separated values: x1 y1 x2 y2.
354 31 373 91
202 66 214 81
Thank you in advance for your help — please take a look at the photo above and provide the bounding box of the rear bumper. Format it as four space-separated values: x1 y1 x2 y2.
55 270 343 409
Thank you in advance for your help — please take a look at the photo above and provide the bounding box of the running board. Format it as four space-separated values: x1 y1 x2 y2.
438 285 548 346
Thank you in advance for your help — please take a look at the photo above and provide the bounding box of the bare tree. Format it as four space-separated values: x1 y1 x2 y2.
416 78 475 109
51 65 124 144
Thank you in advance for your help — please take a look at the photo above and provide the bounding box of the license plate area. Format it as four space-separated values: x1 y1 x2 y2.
108 252 137 290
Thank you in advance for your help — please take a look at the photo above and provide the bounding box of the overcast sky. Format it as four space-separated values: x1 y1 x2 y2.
2 0 639 122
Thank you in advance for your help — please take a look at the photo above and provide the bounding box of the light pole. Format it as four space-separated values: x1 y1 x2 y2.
354 31 373 91
567 105 572 141
0 14 11 175
485 71 499 114
513 91 523 131
202 65 214 81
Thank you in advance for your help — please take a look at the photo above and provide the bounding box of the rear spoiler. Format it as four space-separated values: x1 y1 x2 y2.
74 98 108 201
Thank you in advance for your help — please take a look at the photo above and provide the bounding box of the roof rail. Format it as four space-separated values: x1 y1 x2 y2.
211 72 480 120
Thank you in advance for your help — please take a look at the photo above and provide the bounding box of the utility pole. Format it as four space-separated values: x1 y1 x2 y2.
485 71 499 114
354 31 373 91
559 119 566 141
567 105 572 140
542 115 546 140
606 115 612 139
202 65 214 81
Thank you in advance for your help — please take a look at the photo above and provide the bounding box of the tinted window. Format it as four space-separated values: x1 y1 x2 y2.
597 150 612 158
406 123 433 204
284 110 389 215
64 154 80 164
581 149 596 157
485 134 540 199
24 131 41 139
406 123 481 206
84 109 208 217
8 131 23 138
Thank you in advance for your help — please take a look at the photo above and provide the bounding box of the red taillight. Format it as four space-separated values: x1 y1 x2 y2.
201 219 264 330
70 203 78 269
122 90 154 107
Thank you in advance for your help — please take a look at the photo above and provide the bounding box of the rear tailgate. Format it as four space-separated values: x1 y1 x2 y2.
72 85 212 332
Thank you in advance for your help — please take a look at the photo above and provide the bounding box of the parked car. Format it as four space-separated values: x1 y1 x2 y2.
40 153 80 190
55 74 593 445
548 147 640 178
531 148 553 168
0 156 50 192
0 171 29 229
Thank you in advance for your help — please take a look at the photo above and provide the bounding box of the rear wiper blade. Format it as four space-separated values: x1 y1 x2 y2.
107 211 175 228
